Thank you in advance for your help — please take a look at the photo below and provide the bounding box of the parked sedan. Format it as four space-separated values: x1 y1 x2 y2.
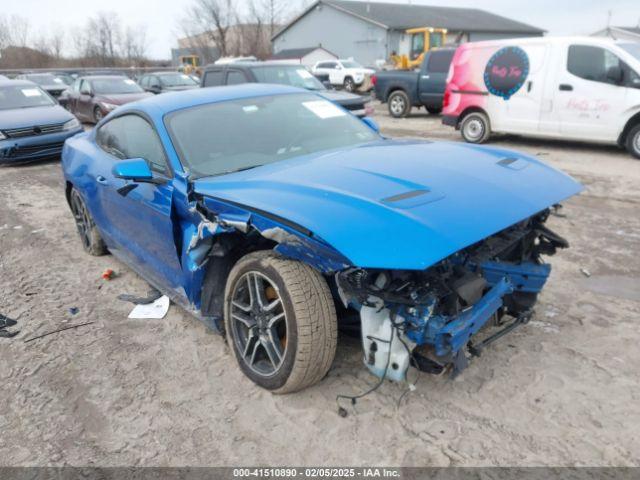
138 72 200 94
0 79 82 164
62 84 581 393
15 73 69 99
62 75 152 123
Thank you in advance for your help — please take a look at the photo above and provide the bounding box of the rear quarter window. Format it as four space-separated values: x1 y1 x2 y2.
427 51 454 73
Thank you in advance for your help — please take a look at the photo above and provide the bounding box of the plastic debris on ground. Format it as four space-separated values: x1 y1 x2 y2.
0 313 19 338
101 268 116 280
127 295 170 319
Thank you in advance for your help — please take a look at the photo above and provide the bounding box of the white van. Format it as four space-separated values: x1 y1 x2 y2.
442 37 640 158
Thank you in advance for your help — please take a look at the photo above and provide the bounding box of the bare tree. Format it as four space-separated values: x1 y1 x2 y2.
186 0 238 57
121 25 148 65
9 15 30 48
261 0 285 39
49 26 65 60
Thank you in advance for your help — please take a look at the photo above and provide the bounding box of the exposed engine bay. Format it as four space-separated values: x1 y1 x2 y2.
336 209 569 381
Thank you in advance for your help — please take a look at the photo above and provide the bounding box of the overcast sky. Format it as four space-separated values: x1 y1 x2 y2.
3 0 639 59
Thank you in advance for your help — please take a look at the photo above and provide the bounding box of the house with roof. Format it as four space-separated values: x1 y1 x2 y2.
591 26 640 42
269 46 338 67
272 0 545 66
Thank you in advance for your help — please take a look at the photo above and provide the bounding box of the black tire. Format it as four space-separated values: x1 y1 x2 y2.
426 106 442 115
343 76 355 92
387 90 411 118
224 251 337 394
460 111 491 144
93 106 104 124
69 187 107 256
625 124 640 159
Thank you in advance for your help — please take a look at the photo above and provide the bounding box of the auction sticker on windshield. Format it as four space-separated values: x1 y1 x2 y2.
303 100 346 119
297 69 313 79
21 89 42 97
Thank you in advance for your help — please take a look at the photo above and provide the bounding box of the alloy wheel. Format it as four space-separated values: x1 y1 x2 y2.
230 271 288 377
390 96 405 116
464 118 484 141
70 190 91 249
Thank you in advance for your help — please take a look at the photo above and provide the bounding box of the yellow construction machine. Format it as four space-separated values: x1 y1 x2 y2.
391 27 448 70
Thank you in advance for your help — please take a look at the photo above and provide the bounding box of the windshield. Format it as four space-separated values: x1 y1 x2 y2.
91 77 143 94
166 93 378 178
160 73 198 87
0 85 56 110
340 61 362 69
251 66 325 90
25 74 65 86
619 42 640 62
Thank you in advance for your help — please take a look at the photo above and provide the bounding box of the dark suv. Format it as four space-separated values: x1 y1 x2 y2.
201 62 373 117
138 71 200 94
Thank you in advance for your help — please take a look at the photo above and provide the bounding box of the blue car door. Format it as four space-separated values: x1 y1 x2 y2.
93 113 184 292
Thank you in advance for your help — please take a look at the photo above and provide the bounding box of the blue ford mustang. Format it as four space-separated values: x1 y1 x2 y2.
61 84 582 393
0 79 83 164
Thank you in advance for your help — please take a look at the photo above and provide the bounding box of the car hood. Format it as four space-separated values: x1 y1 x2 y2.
98 92 153 104
41 84 68 91
0 105 74 130
193 140 582 270
317 90 366 107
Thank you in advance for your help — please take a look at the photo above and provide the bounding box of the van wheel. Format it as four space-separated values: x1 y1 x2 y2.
69 187 107 256
461 112 491 144
626 124 640 159
388 90 411 118
224 251 337 394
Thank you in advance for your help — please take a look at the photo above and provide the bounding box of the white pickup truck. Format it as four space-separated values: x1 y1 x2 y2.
312 59 375 92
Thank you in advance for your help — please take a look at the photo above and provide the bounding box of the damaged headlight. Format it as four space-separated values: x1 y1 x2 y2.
63 118 81 131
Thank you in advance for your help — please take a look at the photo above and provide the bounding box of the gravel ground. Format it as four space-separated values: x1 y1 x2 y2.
1 104 639 467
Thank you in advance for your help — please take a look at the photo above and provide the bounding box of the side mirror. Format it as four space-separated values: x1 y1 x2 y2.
361 116 379 133
322 80 333 89
112 158 154 182
150 84 161 93
606 65 624 85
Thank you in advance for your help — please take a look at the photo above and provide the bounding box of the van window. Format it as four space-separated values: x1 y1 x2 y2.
203 70 224 87
427 51 454 73
567 45 625 85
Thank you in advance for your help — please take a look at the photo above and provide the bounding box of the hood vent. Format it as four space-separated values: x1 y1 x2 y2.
497 157 529 171
382 189 444 209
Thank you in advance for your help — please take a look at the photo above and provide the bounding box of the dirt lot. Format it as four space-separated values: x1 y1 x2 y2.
1 104 639 467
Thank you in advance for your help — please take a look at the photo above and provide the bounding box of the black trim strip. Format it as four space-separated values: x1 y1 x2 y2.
382 189 429 203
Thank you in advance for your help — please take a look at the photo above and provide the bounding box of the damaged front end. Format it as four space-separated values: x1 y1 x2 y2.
337 209 568 381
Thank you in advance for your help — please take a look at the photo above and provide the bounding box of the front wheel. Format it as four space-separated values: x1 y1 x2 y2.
93 106 104 124
625 124 640 159
387 90 411 118
224 251 337 394
460 111 491 144
69 187 107 256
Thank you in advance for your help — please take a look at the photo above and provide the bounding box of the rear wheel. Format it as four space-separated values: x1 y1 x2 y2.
69 188 107 256
426 106 442 115
461 111 491 144
625 124 640 159
343 77 355 92
387 90 411 118
224 251 337 394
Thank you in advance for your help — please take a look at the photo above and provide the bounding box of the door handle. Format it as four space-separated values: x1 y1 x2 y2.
527 80 533 92
96 175 109 185
559 84 573 91
421 75 430 79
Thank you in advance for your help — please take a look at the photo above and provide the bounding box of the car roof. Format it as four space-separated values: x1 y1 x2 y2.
119 83 307 116
79 75 128 81
0 79 38 88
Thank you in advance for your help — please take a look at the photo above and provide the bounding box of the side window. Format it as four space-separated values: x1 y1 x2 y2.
226 70 248 85
72 79 81 93
139 76 148 88
79 80 91 94
427 51 454 73
203 70 224 87
567 45 624 85
97 115 169 175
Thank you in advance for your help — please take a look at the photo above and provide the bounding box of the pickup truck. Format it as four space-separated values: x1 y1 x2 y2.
373 48 455 118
